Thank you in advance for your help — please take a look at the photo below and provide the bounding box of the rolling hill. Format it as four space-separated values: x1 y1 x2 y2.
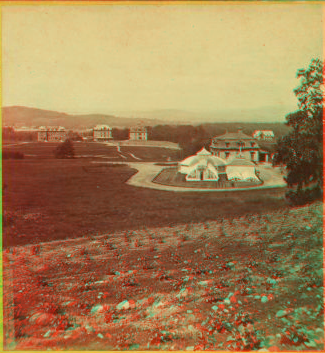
2 106 164 129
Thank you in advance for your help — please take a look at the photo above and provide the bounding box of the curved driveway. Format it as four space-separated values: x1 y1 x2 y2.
126 162 286 192
92 160 286 192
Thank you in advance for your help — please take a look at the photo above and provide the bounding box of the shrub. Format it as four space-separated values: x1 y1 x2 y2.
54 139 75 159
2 150 24 159
285 185 322 206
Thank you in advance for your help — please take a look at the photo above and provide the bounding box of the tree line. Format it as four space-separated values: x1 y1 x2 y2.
273 58 323 205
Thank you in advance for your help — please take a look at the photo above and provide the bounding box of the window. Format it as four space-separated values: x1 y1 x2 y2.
225 152 230 159
250 152 255 161
225 142 230 148
251 142 256 147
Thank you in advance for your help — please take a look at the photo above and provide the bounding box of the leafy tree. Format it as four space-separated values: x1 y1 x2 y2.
112 127 129 140
67 130 83 141
274 59 323 203
54 139 75 159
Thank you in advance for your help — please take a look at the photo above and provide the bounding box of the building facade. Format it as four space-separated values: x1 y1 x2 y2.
210 129 260 162
93 125 113 142
129 127 147 141
38 126 67 142
253 130 275 141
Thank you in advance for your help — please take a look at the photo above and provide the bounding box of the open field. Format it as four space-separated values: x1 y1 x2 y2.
3 202 323 350
2 141 182 162
3 158 287 248
112 140 181 149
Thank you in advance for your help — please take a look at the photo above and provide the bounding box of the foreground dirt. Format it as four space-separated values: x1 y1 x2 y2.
3 202 323 351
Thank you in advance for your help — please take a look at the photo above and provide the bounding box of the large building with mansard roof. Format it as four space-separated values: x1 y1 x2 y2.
129 126 147 141
93 125 113 142
38 126 67 142
210 128 260 162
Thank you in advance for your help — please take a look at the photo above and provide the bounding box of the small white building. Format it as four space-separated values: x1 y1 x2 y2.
179 148 226 181
253 130 275 141
93 125 113 142
226 155 259 182
129 126 147 141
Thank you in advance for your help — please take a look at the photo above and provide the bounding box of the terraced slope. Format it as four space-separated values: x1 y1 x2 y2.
3 202 323 350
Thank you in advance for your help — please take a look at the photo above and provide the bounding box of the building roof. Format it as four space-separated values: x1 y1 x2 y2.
38 126 66 131
180 147 226 167
211 129 260 149
214 129 255 140
196 147 211 156
93 125 111 130
253 130 275 137
130 126 147 133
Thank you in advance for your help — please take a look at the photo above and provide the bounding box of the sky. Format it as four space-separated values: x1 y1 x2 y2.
2 4 324 120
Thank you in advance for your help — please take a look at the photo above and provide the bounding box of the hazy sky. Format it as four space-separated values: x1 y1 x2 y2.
2 4 324 117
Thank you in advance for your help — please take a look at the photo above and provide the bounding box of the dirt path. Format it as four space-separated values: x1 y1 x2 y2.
106 141 181 149
2 142 32 147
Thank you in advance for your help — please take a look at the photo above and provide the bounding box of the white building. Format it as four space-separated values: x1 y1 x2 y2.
129 126 147 141
179 148 260 183
226 155 259 182
178 148 226 181
93 125 113 142
253 130 275 141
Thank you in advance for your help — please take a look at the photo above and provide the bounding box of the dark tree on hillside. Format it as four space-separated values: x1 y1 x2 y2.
112 127 129 140
273 59 323 203
54 139 75 159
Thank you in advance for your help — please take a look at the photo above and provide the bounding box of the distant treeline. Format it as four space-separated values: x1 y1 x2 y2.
2 127 38 142
2 127 84 142
3 123 291 158
113 122 291 157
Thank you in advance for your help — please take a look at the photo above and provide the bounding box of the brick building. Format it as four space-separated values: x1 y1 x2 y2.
93 125 113 142
38 126 67 142
129 126 147 141
210 129 260 162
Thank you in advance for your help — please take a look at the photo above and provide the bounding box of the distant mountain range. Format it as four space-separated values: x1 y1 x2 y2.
2 105 293 129
2 106 165 130
116 106 294 124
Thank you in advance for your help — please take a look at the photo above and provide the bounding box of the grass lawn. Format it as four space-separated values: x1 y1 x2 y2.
118 146 181 161
2 142 182 162
3 158 287 248
3 202 323 350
